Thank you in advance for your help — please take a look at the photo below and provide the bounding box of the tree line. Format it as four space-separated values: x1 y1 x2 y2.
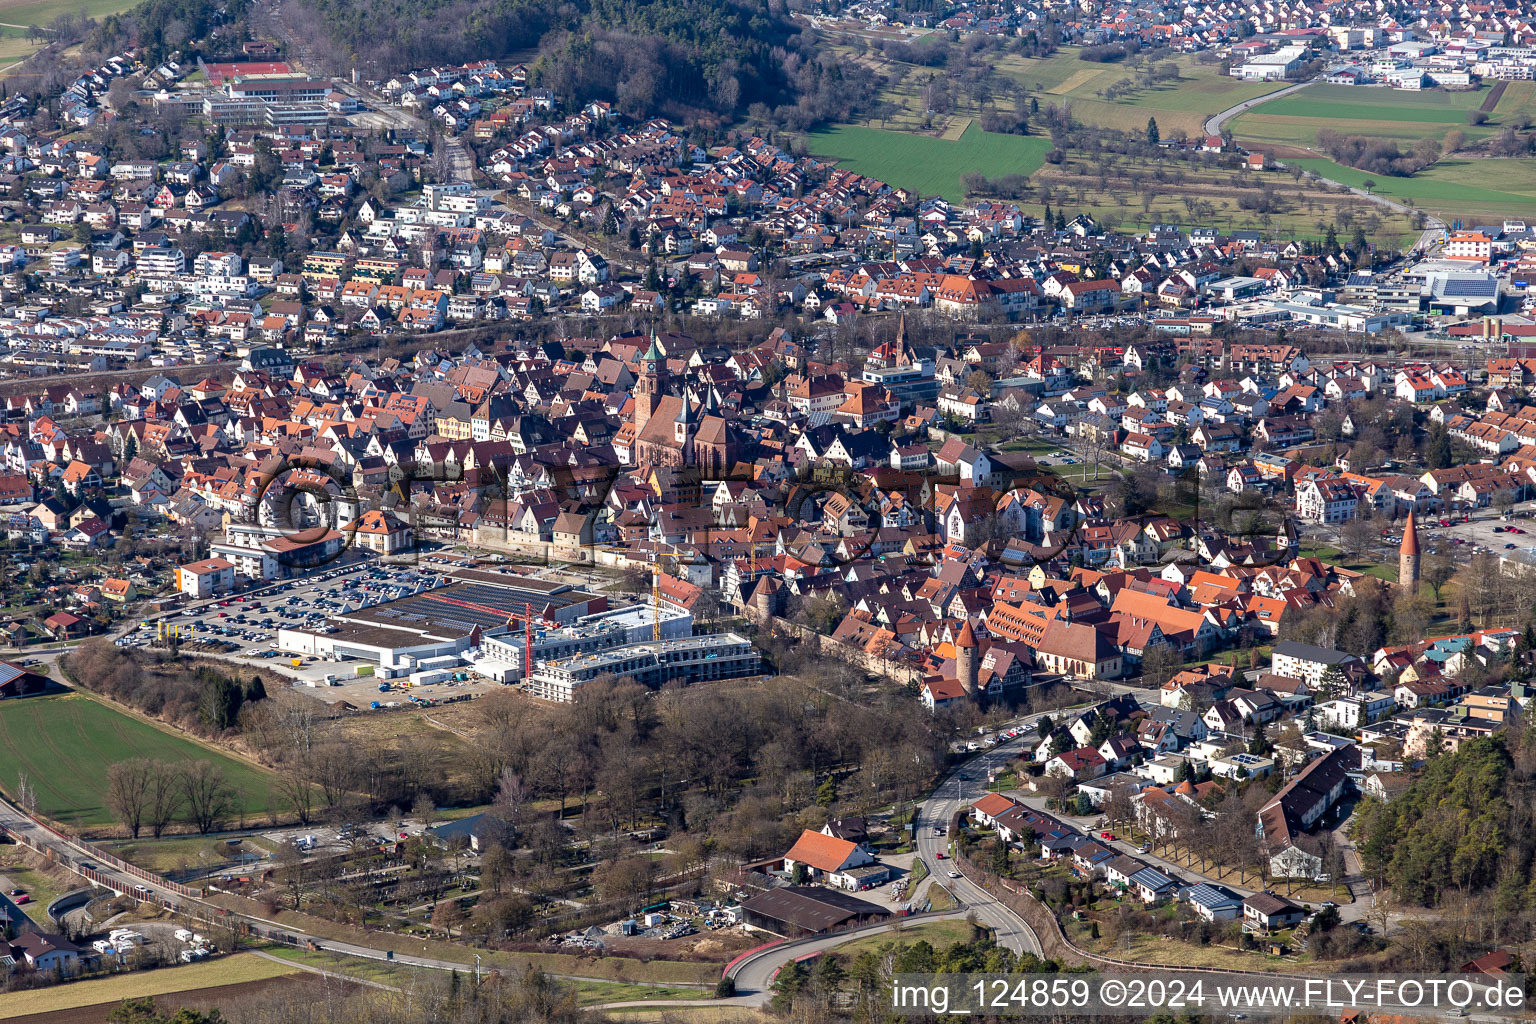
65 641 273 736
105 758 240 836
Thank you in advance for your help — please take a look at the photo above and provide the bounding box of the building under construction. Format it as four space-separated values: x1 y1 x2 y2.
525 631 762 703
471 603 692 683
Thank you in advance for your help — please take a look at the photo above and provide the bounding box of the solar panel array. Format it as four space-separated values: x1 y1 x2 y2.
366 582 565 632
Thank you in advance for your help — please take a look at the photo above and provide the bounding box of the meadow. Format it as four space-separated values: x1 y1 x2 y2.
807 122 1051 202
1006 49 1289 136
0 955 302 1020
1026 152 1414 246
830 44 1290 139
1290 157 1536 225
0 0 136 29
0 693 282 828
0 0 146 72
1232 81 1536 147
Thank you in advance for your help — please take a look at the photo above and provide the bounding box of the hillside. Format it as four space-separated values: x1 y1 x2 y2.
1353 734 1523 907
277 0 867 124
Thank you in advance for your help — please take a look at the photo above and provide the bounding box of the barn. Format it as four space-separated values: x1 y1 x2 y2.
738 886 890 939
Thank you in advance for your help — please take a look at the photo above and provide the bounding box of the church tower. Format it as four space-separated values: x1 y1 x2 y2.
635 330 665 433
1400 509 1421 595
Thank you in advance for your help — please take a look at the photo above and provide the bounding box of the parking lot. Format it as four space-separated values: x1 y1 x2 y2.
121 560 432 663
120 553 588 709
1432 506 1536 562
1310 502 1536 570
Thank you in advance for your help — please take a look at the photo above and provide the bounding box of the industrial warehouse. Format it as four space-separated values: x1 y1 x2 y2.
277 572 607 670
276 567 766 700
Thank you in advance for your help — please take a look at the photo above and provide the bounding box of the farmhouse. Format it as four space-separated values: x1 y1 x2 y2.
780 829 887 890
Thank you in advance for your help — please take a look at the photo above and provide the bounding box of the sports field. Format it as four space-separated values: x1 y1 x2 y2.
1232 81 1536 146
1291 157 1536 225
807 122 1051 202
0 693 280 827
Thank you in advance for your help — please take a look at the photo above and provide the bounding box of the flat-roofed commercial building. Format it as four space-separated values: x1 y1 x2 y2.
527 631 761 702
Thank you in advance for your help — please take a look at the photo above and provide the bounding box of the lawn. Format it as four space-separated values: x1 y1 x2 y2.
571 980 710 1007
806 122 1050 203
264 945 712 1003
0 954 300 1020
106 834 277 876
0 693 281 828
261 946 442 989
204 893 725 985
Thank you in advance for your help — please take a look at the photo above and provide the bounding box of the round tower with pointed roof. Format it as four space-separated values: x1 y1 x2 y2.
1400 509 1421 595
956 619 979 699
749 575 781 625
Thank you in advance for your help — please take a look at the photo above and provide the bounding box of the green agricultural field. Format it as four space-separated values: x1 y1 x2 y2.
1000 49 1290 135
807 122 1050 202
0 0 137 28
0 694 281 828
835 44 1287 141
1290 157 1536 224
1231 82 1533 147
1262 84 1485 122
0 0 147 73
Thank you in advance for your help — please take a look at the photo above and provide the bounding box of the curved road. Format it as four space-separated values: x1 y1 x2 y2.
0 712 1055 1011
1204 80 1447 251
1203 81 1311 138
913 734 1045 958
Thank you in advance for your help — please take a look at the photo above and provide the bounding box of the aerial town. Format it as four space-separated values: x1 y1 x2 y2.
0 0 1532 1022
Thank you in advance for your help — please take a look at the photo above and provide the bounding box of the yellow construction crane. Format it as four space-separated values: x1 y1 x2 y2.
650 547 678 643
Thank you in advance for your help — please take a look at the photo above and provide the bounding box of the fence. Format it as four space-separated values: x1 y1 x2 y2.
958 843 1327 982
0 795 205 901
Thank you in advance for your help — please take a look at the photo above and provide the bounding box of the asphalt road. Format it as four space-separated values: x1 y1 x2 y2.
723 909 976 1004
1203 81 1311 138
915 736 1045 958
1202 78 1448 246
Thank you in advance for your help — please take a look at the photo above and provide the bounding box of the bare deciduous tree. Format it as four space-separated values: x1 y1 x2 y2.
180 762 234 835
105 758 155 838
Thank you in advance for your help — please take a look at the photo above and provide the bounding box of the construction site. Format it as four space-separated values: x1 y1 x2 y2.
275 559 768 705
276 572 607 670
